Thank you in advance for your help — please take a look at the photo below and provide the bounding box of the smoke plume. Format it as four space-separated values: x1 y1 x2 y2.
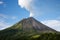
18 0 35 17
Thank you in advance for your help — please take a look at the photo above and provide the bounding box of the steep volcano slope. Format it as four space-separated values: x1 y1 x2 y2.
1 17 57 33
20 17 57 32
0 17 58 40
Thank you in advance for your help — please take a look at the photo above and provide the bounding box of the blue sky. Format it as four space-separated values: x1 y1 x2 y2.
0 0 60 31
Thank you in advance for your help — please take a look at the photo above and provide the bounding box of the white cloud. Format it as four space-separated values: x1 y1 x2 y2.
0 14 17 20
0 1 4 5
30 12 34 17
0 14 9 30
0 20 10 30
0 1 7 8
0 14 8 19
41 20 60 31
18 0 33 10
18 0 35 17
11 16 17 20
0 14 17 30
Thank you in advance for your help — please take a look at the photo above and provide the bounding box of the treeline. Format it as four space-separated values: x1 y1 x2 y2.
0 32 60 40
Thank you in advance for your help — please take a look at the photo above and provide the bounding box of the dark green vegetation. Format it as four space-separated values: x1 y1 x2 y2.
0 32 60 40
0 17 59 40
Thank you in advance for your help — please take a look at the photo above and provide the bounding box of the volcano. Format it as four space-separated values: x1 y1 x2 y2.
8 17 57 32
0 17 57 40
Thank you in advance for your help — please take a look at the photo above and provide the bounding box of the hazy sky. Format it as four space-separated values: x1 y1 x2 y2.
0 0 60 31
